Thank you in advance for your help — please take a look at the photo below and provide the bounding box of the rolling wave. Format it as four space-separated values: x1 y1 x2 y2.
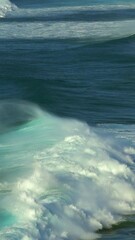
0 18 135 43
0 101 135 240
2 8 135 23
10 0 135 9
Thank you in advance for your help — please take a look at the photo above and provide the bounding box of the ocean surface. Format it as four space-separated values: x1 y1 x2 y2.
0 0 135 239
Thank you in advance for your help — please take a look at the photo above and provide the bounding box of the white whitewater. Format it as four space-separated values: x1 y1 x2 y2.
0 101 135 240
0 0 17 18
0 1 135 42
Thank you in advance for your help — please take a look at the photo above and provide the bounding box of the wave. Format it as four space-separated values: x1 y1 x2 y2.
10 0 135 10
0 18 135 43
3 4 135 21
0 101 135 239
1 0 135 19
2 8 135 24
0 1 135 43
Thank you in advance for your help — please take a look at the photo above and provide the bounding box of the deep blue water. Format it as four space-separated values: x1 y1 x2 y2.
0 0 135 239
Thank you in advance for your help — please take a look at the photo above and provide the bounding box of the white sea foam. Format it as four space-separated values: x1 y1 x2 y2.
0 1 135 42
0 101 135 239
1 0 135 20
0 0 17 18
6 4 135 18
0 19 135 43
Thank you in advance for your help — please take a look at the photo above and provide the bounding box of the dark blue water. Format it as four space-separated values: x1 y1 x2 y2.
0 0 135 239
1 0 135 124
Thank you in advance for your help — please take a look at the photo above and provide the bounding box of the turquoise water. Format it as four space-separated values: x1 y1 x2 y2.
0 0 135 239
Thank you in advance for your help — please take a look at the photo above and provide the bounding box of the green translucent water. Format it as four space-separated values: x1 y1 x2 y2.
0 210 16 229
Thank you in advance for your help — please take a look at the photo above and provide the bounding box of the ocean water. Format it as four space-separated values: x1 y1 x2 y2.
0 0 135 239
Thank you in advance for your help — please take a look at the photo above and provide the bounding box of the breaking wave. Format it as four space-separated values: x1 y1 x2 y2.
0 101 135 240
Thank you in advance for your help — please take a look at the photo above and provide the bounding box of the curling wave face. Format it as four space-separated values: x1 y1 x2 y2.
0 101 135 240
